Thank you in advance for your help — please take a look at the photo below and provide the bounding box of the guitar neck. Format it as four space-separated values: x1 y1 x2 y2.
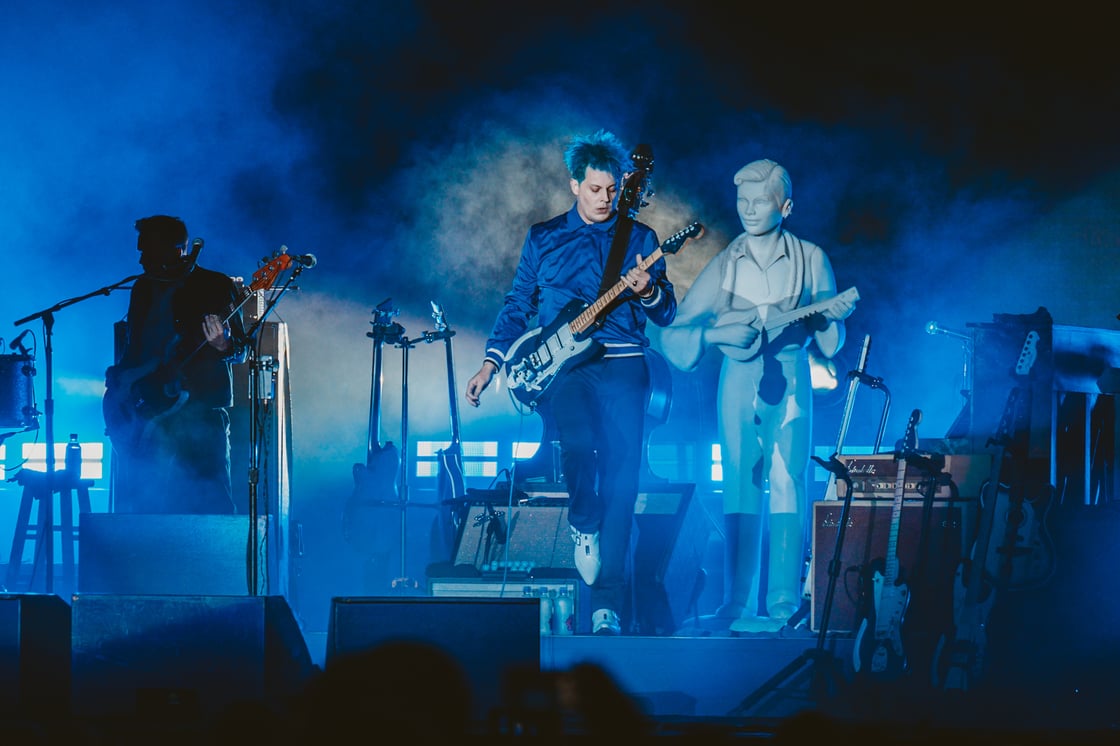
885 458 907 583
366 341 386 461
443 334 462 445
762 286 860 336
570 247 665 335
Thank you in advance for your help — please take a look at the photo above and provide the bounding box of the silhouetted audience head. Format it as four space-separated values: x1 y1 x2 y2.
294 640 473 740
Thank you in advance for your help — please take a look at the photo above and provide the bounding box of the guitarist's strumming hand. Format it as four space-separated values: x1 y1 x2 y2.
704 309 761 351
624 254 656 299
465 359 499 408
202 314 232 353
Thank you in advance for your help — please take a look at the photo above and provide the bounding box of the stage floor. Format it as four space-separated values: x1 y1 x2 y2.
306 614 1120 737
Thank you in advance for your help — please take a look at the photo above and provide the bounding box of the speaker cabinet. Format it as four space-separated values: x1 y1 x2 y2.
0 594 70 716
810 499 965 633
79 514 269 595
71 594 312 717
327 596 539 723
632 483 708 635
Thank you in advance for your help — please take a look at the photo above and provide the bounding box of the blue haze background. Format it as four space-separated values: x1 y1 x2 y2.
1 2 1117 630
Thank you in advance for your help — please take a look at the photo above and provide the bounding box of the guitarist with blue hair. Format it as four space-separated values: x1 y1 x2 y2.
465 130 678 635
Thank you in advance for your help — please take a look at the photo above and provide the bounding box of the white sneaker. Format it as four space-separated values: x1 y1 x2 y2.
570 526 601 585
592 608 621 635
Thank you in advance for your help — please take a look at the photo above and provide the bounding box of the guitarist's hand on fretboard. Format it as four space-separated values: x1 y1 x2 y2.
820 293 858 323
202 314 232 353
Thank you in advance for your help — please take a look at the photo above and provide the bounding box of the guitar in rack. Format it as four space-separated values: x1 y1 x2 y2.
933 329 1041 692
343 299 404 553
425 301 469 560
853 408 921 679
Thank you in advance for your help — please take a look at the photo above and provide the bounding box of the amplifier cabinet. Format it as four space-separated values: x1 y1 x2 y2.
810 499 965 633
836 453 991 501
452 502 575 574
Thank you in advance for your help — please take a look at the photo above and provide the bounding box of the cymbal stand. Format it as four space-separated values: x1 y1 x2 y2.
12 273 138 594
729 334 891 718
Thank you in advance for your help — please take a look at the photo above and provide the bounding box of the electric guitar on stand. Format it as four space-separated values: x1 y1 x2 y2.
933 329 1040 691
343 299 405 549
853 408 920 679
427 301 468 559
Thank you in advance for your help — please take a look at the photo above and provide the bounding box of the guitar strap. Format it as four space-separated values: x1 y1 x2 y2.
597 214 634 299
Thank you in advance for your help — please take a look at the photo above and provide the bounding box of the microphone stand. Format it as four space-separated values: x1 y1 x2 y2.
729 334 891 719
241 265 307 596
12 273 139 594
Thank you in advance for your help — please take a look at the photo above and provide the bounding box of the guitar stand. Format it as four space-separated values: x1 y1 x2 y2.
729 335 891 719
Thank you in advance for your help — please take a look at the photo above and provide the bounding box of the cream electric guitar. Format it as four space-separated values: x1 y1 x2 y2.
717 286 860 362
853 408 920 679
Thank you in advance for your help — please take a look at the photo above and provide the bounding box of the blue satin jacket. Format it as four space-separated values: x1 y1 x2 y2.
484 204 677 367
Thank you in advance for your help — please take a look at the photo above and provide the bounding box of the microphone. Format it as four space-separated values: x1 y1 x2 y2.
925 320 971 341
9 329 31 354
280 246 317 268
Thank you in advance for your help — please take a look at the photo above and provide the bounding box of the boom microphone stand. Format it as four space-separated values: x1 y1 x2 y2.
12 273 139 594
729 334 891 718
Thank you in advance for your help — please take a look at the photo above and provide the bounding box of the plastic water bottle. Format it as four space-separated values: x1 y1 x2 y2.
64 433 82 480
538 587 553 635
553 586 574 635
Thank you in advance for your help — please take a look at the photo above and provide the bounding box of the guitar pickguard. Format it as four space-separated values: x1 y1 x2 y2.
505 304 599 406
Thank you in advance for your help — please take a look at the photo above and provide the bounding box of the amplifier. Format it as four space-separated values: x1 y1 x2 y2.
836 453 990 500
809 499 965 633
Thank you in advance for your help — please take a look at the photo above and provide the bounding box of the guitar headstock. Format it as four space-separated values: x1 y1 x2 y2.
1015 330 1040 376
249 252 293 293
901 408 922 454
618 144 654 220
662 222 705 255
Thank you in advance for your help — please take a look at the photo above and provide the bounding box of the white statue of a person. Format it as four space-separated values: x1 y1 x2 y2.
661 159 856 629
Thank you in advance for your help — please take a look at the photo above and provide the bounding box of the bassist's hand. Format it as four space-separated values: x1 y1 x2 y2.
202 314 231 353
466 360 498 407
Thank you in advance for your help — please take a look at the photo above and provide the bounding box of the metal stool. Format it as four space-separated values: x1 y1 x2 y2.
5 468 92 594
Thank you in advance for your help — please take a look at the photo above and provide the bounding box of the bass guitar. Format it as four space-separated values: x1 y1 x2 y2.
853 408 920 679
343 299 405 548
933 329 1040 691
103 252 292 458
504 221 704 408
427 301 468 558
717 286 861 362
